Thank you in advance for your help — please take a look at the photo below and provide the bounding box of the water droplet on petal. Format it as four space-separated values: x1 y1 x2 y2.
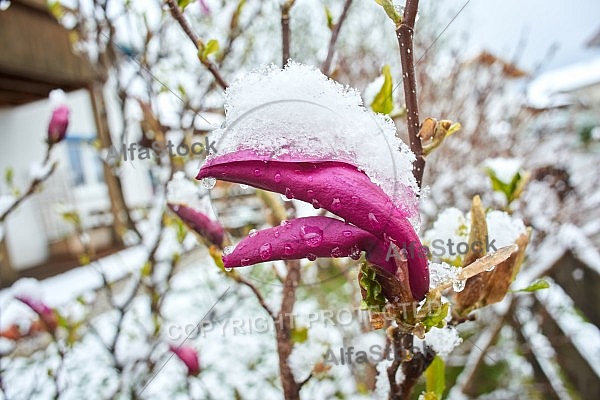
284 243 294 255
453 279 466 292
300 225 323 248
284 187 294 199
259 243 273 260
253 168 263 177
172 205 180 212
342 230 352 238
330 247 344 257
306 253 317 261
331 197 341 211
274 172 282 182
349 244 361 260
240 258 252 267
223 246 234 256
274 229 280 238
201 177 216 189
368 212 380 229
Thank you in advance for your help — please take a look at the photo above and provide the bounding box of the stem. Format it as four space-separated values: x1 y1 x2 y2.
0 146 57 223
321 0 353 76
165 0 228 89
281 1 295 66
276 259 301 400
396 0 424 188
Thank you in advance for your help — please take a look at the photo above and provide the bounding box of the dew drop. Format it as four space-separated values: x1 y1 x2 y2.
259 243 273 260
453 279 466 292
253 168 263 177
240 258 252 267
223 246 234 256
306 253 317 261
368 212 380 229
349 244 361 260
284 243 294 255
284 187 294 199
201 177 216 189
300 225 323 248
274 229 280 238
274 172 282 182
331 197 341 211
342 230 352 238
330 247 344 257
171 205 180 212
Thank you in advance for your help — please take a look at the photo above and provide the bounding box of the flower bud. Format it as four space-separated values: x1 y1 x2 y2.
47 105 69 145
169 345 201 376
15 295 58 334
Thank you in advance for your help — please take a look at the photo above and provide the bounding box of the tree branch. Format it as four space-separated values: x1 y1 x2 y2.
321 0 353 76
165 0 229 89
281 0 295 67
396 0 424 188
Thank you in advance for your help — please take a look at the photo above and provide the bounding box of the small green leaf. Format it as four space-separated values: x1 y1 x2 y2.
199 39 220 61
177 0 193 10
359 263 387 311
5 167 13 186
420 302 449 330
425 355 445 398
375 0 402 26
291 326 308 344
324 6 334 30
209 246 226 272
512 279 550 293
370 65 394 115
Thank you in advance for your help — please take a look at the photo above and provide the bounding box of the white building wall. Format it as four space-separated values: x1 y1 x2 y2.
0 86 153 271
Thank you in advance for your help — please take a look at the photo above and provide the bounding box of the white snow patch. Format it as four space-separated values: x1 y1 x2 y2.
484 157 522 184
208 62 420 224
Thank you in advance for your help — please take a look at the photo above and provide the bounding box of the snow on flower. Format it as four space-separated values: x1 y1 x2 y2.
197 64 429 299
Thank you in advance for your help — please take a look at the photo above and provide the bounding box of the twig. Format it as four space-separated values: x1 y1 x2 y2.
230 271 276 319
165 0 229 89
277 259 301 400
396 0 424 188
321 0 353 76
0 160 57 223
281 0 295 66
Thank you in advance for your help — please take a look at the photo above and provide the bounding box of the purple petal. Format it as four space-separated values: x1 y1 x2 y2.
169 345 201 376
197 150 429 299
168 203 225 248
223 216 394 272
15 295 57 333
47 105 69 144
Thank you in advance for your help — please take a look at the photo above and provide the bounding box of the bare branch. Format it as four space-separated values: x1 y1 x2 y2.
321 0 353 76
281 0 295 66
396 0 424 188
165 0 229 89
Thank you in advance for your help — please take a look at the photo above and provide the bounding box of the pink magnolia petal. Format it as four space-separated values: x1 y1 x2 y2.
197 150 429 299
223 216 395 273
168 203 225 248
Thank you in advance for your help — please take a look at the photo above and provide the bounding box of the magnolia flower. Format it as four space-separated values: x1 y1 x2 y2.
47 104 69 145
169 345 201 376
168 203 225 248
197 150 429 300
15 295 58 334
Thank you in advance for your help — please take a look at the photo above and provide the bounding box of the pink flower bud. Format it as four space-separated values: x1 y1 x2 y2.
169 345 201 376
47 105 69 144
15 295 58 334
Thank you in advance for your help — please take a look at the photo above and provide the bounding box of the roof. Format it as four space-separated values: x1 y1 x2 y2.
0 0 99 106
